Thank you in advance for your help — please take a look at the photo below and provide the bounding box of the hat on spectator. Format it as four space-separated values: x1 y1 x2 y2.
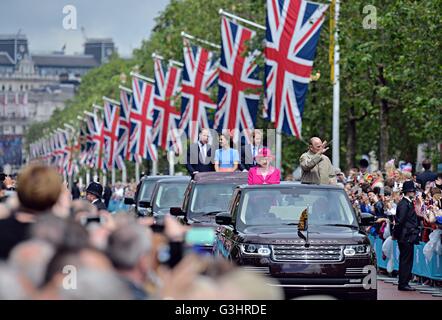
255 148 275 160
402 181 416 193
86 182 103 198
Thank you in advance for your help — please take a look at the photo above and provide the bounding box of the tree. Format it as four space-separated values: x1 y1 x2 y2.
27 0 441 174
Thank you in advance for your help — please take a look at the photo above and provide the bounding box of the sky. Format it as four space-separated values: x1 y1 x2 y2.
0 0 171 57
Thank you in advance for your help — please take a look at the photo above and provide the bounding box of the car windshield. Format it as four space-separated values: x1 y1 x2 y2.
154 183 188 209
189 183 237 217
237 188 357 228
139 180 158 201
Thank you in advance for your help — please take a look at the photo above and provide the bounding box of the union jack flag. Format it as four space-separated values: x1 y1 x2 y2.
54 131 66 174
102 98 120 170
152 56 182 153
116 87 132 170
179 39 218 143
81 117 95 167
265 0 328 137
61 130 75 177
85 111 105 170
214 17 261 139
78 121 88 166
130 75 157 162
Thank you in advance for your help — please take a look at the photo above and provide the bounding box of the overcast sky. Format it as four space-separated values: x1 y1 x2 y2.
0 0 171 57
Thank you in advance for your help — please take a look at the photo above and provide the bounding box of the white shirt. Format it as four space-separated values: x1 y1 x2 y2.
198 142 207 163
251 145 259 165
403 196 413 203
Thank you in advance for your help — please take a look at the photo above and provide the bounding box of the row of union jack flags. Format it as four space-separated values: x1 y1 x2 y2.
30 0 328 174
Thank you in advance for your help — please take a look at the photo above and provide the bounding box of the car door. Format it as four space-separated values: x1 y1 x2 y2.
179 182 194 225
219 190 242 261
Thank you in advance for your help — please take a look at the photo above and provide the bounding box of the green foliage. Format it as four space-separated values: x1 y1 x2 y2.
27 0 441 174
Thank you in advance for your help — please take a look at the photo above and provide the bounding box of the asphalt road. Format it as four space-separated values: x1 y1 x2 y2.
377 276 442 300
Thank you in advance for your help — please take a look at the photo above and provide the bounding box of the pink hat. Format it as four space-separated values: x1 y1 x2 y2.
255 147 275 160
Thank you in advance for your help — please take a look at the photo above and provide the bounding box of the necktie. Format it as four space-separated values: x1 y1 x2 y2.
252 146 256 165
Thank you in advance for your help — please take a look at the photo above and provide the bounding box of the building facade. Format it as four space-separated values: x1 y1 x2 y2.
0 34 116 171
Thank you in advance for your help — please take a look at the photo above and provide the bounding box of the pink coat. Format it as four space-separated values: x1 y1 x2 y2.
248 166 281 185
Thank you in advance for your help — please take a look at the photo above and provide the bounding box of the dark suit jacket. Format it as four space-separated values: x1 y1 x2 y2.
185 143 215 176
239 144 263 171
393 198 420 244
416 170 437 189
93 199 107 211
71 185 81 200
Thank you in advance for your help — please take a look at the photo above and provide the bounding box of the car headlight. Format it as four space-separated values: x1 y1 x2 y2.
240 244 271 256
344 244 370 257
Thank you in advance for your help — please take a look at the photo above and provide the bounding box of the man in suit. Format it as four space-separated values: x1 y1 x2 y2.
416 159 437 189
85 182 107 211
185 128 215 178
393 180 421 291
71 180 81 200
239 129 264 172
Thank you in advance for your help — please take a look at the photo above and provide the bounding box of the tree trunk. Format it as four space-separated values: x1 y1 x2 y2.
378 65 389 169
346 105 356 170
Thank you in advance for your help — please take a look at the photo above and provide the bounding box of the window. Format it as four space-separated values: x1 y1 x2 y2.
189 183 236 217
237 188 356 228
154 183 188 209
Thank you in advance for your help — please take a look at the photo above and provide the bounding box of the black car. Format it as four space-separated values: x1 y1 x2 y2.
170 172 248 249
149 177 191 217
213 184 377 300
124 175 175 216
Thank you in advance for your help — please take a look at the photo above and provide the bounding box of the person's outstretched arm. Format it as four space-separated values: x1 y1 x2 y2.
300 153 323 172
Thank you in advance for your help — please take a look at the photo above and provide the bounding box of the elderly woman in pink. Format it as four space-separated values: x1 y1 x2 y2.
248 148 281 185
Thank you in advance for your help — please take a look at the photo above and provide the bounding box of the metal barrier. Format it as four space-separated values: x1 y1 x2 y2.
368 235 442 281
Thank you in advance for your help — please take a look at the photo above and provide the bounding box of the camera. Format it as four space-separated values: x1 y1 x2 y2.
80 216 105 226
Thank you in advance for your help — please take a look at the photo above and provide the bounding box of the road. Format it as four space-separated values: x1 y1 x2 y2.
377 275 442 300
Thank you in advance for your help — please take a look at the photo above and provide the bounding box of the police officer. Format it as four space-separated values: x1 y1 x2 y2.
85 182 107 210
393 180 420 291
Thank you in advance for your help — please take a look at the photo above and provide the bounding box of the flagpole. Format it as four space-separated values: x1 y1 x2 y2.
119 85 133 94
276 131 282 171
218 9 266 30
122 164 127 184
332 0 340 168
135 162 140 182
181 31 221 49
152 160 158 176
168 150 175 175
111 168 116 186
130 72 155 84
102 96 121 106
86 169 90 186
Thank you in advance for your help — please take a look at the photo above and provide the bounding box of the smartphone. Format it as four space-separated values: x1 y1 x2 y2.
80 216 106 226
150 223 165 233
150 215 166 233
185 227 216 247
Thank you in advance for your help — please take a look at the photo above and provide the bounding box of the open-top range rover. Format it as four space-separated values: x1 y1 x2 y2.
213 184 377 300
